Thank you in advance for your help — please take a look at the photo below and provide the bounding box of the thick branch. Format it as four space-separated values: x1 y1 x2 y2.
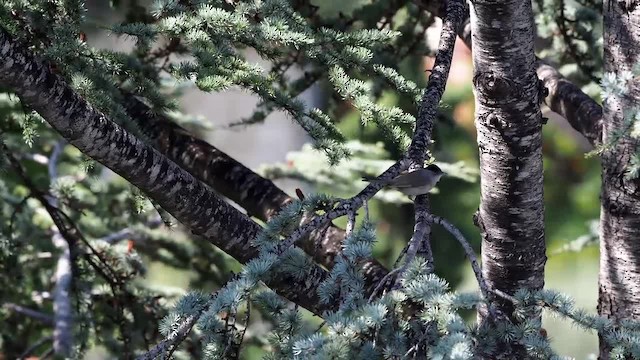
123 98 389 285
536 60 602 145
0 26 330 316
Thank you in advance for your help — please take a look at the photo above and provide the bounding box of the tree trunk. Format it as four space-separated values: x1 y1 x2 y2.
598 2 640 358
469 0 547 323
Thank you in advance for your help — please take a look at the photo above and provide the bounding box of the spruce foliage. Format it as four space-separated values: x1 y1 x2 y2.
0 1 636 359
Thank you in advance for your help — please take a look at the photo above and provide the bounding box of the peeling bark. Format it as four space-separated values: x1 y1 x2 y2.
469 0 546 326
0 26 331 316
598 3 640 358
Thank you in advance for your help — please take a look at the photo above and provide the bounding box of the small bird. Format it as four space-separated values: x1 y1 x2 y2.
362 164 445 196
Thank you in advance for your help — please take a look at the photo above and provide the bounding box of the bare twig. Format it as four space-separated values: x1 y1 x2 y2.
236 298 251 358
98 217 164 244
368 197 432 301
40 347 55 359
426 215 491 302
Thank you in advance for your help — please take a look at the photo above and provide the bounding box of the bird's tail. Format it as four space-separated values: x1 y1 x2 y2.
361 175 383 184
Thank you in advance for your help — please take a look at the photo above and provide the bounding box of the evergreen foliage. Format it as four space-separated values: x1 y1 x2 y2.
0 0 635 359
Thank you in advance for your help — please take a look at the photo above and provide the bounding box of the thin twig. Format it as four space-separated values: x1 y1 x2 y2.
137 313 201 360
40 347 55 360
98 217 164 244
392 243 410 269
136 285 228 360
427 215 491 303
236 297 251 358
19 336 53 360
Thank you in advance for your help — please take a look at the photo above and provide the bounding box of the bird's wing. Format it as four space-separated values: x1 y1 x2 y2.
388 171 423 188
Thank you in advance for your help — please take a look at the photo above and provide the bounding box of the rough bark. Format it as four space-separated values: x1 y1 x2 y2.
0 26 331 316
598 2 640 358
536 60 603 146
123 98 390 285
417 0 603 147
469 0 546 323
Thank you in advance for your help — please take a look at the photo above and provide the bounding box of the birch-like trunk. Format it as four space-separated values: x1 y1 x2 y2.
469 0 546 322
598 3 640 358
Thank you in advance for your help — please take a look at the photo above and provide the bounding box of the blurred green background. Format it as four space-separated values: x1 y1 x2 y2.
141 46 602 359
3 1 603 358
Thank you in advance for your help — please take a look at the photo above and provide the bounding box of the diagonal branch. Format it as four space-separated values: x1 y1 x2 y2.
536 60 602 145
0 26 331 316
273 0 465 292
3 303 54 325
123 98 390 285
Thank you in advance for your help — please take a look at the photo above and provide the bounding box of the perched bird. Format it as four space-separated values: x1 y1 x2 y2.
362 164 445 196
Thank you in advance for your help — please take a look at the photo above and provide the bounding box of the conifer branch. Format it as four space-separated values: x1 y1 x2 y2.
122 96 391 294
0 26 332 316
137 313 200 360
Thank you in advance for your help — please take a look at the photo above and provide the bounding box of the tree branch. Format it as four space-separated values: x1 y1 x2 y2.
536 60 602 145
368 0 465 297
274 0 464 296
0 26 331 316
137 313 200 360
123 98 390 287
47 141 74 357
3 303 54 325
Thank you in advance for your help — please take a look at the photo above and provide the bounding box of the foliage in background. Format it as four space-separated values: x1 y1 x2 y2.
0 0 629 359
